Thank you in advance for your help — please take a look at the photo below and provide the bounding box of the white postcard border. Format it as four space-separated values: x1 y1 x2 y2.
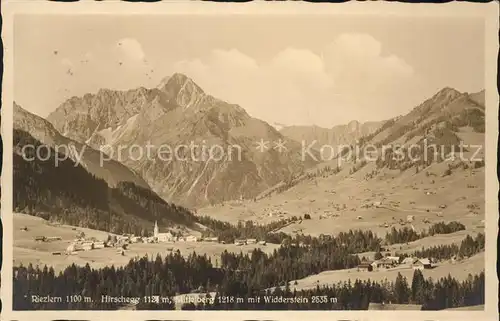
1 1 498 320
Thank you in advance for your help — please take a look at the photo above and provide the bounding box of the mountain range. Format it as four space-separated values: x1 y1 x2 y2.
14 73 485 213
14 103 149 189
280 120 384 153
45 73 318 207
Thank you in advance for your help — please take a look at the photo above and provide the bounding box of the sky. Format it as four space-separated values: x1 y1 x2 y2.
14 14 485 128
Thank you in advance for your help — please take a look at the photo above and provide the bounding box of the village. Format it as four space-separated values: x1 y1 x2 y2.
25 220 268 257
357 255 434 272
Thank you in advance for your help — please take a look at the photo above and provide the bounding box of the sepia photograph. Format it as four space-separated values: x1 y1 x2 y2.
1 1 498 320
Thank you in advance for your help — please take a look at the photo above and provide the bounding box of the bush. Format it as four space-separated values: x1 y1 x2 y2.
304 214 311 220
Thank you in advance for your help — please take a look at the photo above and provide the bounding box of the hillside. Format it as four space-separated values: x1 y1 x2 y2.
14 103 149 189
47 73 318 207
280 120 384 154
198 88 485 238
13 129 199 235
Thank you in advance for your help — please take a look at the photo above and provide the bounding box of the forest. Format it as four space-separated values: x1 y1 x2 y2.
13 129 199 235
398 233 485 261
13 241 484 311
384 221 466 245
13 232 484 311
12 130 485 312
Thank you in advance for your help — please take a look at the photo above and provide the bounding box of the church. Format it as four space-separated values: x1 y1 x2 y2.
153 221 174 242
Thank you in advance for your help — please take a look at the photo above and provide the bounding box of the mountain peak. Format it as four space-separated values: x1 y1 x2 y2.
346 120 361 133
158 73 206 109
169 72 191 83
435 87 462 99
158 73 201 91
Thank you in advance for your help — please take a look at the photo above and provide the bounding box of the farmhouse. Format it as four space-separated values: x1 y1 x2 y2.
357 261 374 272
204 237 218 242
94 241 105 249
258 240 267 245
131 236 143 243
402 257 418 265
34 236 46 242
117 236 130 243
246 239 257 245
413 258 432 270
234 239 246 246
376 257 399 268
82 242 94 251
45 236 62 241
387 256 400 262
185 235 198 242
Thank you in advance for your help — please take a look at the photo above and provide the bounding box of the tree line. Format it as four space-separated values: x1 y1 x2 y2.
13 229 382 310
14 129 199 235
13 253 484 311
384 221 466 245
398 233 485 262
183 270 484 311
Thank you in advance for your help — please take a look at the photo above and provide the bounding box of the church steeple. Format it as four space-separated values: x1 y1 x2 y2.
154 221 159 237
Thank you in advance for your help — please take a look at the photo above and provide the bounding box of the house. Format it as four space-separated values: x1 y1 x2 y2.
413 258 432 270
131 236 143 243
94 241 105 249
246 239 257 244
66 243 76 253
358 261 374 272
368 302 422 310
204 237 218 242
157 232 174 243
258 240 267 245
377 257 399 268
34 236 46 242
402 257 418 265
387 256 400 263
82 242 94 251
185 235 198 242
117 236 130 242
234 239 246 246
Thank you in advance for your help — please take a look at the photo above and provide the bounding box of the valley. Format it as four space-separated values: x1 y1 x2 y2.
11 76 487 311
13 213 280 273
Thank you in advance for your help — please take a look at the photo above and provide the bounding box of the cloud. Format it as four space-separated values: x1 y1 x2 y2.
48 33 415 127
117 38 146 61
320 33 415 120
325 33 413 79
171 47 337 126
168 33 415 126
